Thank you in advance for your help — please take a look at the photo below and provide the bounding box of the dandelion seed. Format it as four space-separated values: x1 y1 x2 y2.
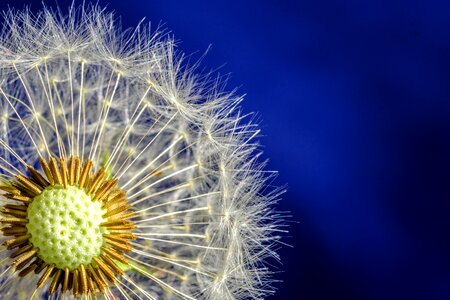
0 4 285 300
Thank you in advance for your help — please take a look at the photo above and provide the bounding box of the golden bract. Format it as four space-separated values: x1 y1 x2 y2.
0 155 136 297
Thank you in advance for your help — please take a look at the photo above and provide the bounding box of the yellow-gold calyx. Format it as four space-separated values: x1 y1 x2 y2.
0 156 136 297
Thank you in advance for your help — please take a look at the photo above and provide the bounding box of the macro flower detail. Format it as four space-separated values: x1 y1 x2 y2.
0 5 284 300
1 156 135 297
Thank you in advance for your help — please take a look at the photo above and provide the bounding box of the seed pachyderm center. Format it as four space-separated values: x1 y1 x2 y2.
26 186 107 270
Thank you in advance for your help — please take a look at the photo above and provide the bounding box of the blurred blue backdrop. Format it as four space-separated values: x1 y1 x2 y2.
2 0 450 299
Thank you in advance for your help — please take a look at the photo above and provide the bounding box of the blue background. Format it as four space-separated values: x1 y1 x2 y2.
2 0 450 299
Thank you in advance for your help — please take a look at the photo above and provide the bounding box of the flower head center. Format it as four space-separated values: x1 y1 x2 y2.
0 155 136 297
26 185 107 270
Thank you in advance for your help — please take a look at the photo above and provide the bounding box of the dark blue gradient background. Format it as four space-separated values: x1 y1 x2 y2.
2 1 450 299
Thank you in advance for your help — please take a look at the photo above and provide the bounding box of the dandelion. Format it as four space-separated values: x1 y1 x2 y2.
0 4 284 300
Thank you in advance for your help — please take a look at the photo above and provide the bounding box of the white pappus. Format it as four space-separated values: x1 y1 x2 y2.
0 4 285 300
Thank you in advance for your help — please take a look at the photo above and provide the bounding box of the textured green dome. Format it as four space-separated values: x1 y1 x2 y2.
26 186 107 270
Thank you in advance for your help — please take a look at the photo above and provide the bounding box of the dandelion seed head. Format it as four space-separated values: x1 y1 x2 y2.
0 4 285 299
